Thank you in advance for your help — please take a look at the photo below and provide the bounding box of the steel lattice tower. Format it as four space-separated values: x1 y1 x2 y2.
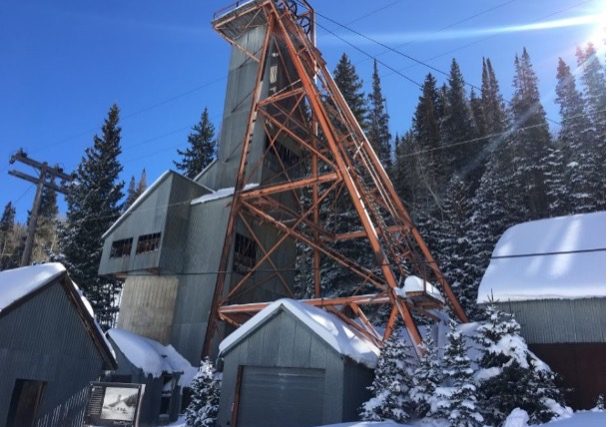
203 0 468 356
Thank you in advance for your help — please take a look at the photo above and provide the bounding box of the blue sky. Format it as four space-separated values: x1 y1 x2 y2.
0 0 605 221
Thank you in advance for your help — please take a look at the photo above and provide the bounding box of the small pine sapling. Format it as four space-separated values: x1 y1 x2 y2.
439 320 483 427
410 328 442 418
476 304 568 425
185 358 221 427
360 330 415 422
595 393 605 410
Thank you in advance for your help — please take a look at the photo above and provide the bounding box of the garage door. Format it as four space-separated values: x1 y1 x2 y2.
236 366 325 427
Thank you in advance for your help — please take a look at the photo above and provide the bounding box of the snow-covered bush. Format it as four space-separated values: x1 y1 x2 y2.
360 331 415 422
595 393 606 410
410 328 442 418
438 320 483 427
185 358 221 427
475 304 568 425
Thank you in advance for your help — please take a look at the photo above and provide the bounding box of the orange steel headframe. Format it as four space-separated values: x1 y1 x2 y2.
203 0 468 357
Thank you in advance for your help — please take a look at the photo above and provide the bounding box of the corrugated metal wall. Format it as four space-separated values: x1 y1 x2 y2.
496 298 605 344
118 275 179 344
0 280 106 424
217 309 373 427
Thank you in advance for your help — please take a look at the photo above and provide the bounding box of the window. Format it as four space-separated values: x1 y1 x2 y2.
136 233 161 254
110 238 132 258
233 233 256 274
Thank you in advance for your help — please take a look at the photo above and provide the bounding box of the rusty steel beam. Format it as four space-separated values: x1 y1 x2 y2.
218 293 390 314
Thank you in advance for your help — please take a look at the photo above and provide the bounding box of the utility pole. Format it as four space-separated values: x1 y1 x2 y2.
8 149 74 266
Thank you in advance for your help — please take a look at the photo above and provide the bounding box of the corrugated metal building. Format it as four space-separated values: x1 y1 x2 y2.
478 211 605 408
0 263 116 427
105 328 197 426
216 299 377 427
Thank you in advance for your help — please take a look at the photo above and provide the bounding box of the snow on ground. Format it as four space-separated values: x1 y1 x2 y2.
478 211 605 303
538 410 605 426
219 299 380 368
190 183 259 205
107 328 197 387
158 411 605 427
0 262 65 312
316 411 605 427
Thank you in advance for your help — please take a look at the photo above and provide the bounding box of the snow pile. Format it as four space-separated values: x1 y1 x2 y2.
478 211 605 303
107 328 197 387
190 183 259 205
502 408 529 427
396 276 443 302
219 299 380 368
0 263 66 312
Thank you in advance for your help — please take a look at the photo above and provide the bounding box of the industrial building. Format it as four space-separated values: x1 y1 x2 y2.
0 263 116 427
98 0 464 365
478 211 606 409
98 0 468 425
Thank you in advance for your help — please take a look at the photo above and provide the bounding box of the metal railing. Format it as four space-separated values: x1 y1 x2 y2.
34 385 89 427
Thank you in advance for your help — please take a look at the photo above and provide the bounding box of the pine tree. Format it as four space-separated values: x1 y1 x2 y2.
0 202 19 270
58 104 124 329
186 358 221 427
576 44 606 208
551 57 599 214
508 48 552 219
441 59 479 185
429 176 479 316
30 187 59 262
469 87 486 140
124 169 147 211
439 320 483 427
576 43 606 150
481 58 507 136
476 305 566 425
366 60 392 170
410 73 445 214
175 108 217 179
410 328 442 418
361 331 415 422
333 53 368 129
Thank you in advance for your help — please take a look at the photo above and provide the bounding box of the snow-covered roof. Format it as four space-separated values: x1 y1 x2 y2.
478 211 605 303
107 328 197 387
0 263 66 312
190 183 259 205
219 299 380 368
0 263 117 367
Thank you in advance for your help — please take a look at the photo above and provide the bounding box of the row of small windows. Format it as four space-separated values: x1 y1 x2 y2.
109 233 161 258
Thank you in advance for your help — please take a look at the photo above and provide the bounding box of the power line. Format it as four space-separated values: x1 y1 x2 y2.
380 0 596 81
394 108 603 160
308 0 593 126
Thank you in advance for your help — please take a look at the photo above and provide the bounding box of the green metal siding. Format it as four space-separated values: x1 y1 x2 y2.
0 281 106 424
217 309 373 427
495 298 605 344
